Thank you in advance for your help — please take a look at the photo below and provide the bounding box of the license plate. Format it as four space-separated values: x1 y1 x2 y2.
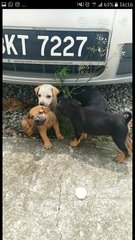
3 29 109 63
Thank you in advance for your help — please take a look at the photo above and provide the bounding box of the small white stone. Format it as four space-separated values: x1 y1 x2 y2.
75 187 87 200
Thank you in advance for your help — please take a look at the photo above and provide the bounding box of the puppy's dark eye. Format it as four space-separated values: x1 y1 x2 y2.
46 95 51 98
39 111 44 114
38 94 41 97
30 116 34 119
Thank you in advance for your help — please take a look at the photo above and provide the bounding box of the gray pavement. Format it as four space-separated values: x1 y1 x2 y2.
3 136 132 240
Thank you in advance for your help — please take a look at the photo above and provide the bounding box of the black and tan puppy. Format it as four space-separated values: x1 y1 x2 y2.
73 87 110 111
57 99 132 163
58 87 110 111
21 105 64 149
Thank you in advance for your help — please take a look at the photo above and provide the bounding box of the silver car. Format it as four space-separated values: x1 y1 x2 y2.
3 9 132 85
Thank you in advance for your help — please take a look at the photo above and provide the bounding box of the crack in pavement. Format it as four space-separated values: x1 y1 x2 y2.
56 163 69 239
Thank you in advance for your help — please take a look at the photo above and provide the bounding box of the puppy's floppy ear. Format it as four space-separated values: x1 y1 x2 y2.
52 86 59 97
42 106 50 113
23 112 30 119
34 86 40 95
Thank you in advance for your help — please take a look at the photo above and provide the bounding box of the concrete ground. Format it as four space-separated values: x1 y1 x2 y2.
3 136 132 240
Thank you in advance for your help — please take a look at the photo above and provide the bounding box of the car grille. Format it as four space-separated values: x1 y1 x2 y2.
3 63 105 77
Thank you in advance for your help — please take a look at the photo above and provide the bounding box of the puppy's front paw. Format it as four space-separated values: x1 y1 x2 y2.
44 142 52 150
70 138 79 147
57 134 64 140
81 133 87 140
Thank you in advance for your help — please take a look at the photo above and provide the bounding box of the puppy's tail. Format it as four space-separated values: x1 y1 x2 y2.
123 111 132 124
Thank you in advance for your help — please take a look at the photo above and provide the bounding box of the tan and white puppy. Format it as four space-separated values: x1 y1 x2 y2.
34 84 59 108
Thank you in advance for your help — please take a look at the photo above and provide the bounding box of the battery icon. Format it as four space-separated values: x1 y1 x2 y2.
115 2 118 7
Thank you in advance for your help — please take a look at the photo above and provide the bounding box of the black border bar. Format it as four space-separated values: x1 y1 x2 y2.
1 1 134 9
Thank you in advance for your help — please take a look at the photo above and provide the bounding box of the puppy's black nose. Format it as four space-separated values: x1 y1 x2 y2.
35 118 40 123
33 116 45 125
39 102 44 106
